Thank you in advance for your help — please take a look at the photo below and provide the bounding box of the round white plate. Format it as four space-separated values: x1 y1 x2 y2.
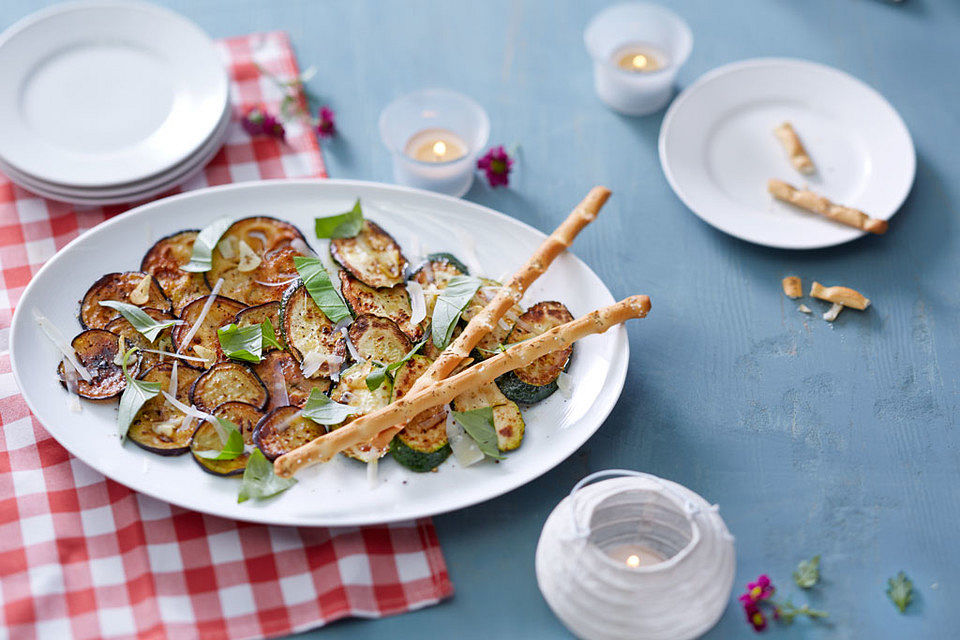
9 180 629 526
0 1 228 188
659 58 915 249
0 100 232 205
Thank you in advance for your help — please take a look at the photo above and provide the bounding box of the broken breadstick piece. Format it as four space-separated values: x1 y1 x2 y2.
774 122 815 174
809 281 870 310
823 303 844 322
768 179 888 235
782 276 803 299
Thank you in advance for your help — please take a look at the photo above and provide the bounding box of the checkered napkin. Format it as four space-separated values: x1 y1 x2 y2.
0 31 452 640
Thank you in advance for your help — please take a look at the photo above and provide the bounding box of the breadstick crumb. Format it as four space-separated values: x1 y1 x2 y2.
809 281 870 310
782 276 803 299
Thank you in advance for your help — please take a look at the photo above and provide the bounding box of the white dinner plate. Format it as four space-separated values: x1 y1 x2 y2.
0 100 232 205
9 180 630 526
659 58 915 249
0 1 228 188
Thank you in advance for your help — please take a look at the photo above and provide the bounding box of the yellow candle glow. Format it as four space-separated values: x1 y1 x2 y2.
613 44 666 73
405 128 468 163
607 544 667 568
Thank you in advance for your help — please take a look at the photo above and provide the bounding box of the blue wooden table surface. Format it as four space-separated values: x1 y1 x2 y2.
4 0 957 637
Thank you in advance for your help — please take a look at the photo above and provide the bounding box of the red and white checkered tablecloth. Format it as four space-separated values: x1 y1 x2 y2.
0 31 453 640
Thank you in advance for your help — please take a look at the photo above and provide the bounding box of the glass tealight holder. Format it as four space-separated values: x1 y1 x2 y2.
584 3 693 116
379 89 490 198
535 470 735 640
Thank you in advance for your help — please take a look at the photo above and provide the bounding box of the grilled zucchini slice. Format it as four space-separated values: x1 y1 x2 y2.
462 278 523 360
279 282 347 377
411 253 469 319
389 355 451 472
254 405 326 461
253 350 331 408
330 220 406 288
126 363 201 455
329 361 393 462
207 216 309 305
339 271 422 341
235 301 282 352
80 272 172 329
104 308 178 371
453 382 525 451
348 314 412 363
57 329 135 400
171 295 246 365
189 362 268 413
495 301 574 404
140 230 211 312
190 401 264 476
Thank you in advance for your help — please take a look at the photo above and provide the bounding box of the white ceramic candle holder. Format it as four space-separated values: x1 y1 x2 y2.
536 470 735 640
584 3 693 116
379 89 490 197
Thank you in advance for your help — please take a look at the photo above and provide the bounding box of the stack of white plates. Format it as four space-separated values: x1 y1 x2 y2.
0 1 230 205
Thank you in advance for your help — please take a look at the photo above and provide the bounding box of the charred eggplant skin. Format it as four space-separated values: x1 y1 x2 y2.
57 328 134 400
189 361 269 413
190 401 263 476
79 271 172 329
140 230 211 312
278 281 346 376
330 220 407 288
125 363 201 456
253 405 326 461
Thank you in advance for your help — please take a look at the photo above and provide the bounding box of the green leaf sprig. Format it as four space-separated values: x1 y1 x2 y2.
431 275 481 349
238 449 297 503
451 407 504 460
365 339 427 391
775 599 829 625
293 256 352 324
793 555 821 589
217 321 283 363
182 217 234 273
193 418 245 460
117 347 160 440
887 571 913 613
300 388 359 425
315 199 364 239
99 301 180 342
261 320 283 350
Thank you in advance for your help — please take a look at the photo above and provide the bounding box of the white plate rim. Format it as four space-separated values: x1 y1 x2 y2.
9 179 630 526
658 57 916 250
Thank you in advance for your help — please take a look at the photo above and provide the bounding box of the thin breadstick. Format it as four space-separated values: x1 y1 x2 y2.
773 122 815 174
274 295 650 477
366 186 611 450
768 179 888 235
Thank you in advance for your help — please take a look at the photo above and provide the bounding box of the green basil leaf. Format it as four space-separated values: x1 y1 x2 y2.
217 323 262 363
314 199 364 239
260 320 283 350
293 256 352 324
300 388 359 425
887 571 913 613
238 449 297 503
98 300 180 342
117 347 160 440
452 407 505 460
182 217 234 272
365 338 427 391
194 418 245 460
793 555 820 589
431 276 481 349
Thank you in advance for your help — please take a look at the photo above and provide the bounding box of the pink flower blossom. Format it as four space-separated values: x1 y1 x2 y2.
477 145 513 188
241 108 285 140
317 106 336 138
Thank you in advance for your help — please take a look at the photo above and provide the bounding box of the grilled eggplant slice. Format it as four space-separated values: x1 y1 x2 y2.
57 329 134 400
126 363 201 455
170 295 246 365
348 314 412 363
339 271 422 341
462 278 524 361
190 361 268 413
190 401 263 476
330 220 406 288
80 272 172 329
278 283 346 377
254 405 326 461
253 350 331 409
389 355 451 472
453 382 525 452
140 230 211 312
329 361 393 462
104 308 178 371
207 216 308 305
495 301 574 404
235 301 281 352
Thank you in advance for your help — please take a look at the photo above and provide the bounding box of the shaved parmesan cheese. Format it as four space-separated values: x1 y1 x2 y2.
289 237 315 257
253 277 299 288
300 351 343 379
33 308 93 382
367 459 379 489
138 348 205 363
177 278 223 354
797 304 812 314
341 327 363 362
237 240 262 272
169 361 179 396
270 358 290 407
274 410 303 433
151 418 179 438
823 303 844 322
217 235 236 259
455 229 484 276
61 356 82 413
128 274 152 305
406 280 427 325
445 409 484 467
160 391 216 423
556 371 573 398
192 345 217 368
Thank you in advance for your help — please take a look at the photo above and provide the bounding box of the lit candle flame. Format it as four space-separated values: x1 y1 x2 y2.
631 54 648 70
432 140 447 157
626 554 641 568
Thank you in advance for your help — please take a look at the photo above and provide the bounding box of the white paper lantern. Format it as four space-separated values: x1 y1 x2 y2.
536 470 735 640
